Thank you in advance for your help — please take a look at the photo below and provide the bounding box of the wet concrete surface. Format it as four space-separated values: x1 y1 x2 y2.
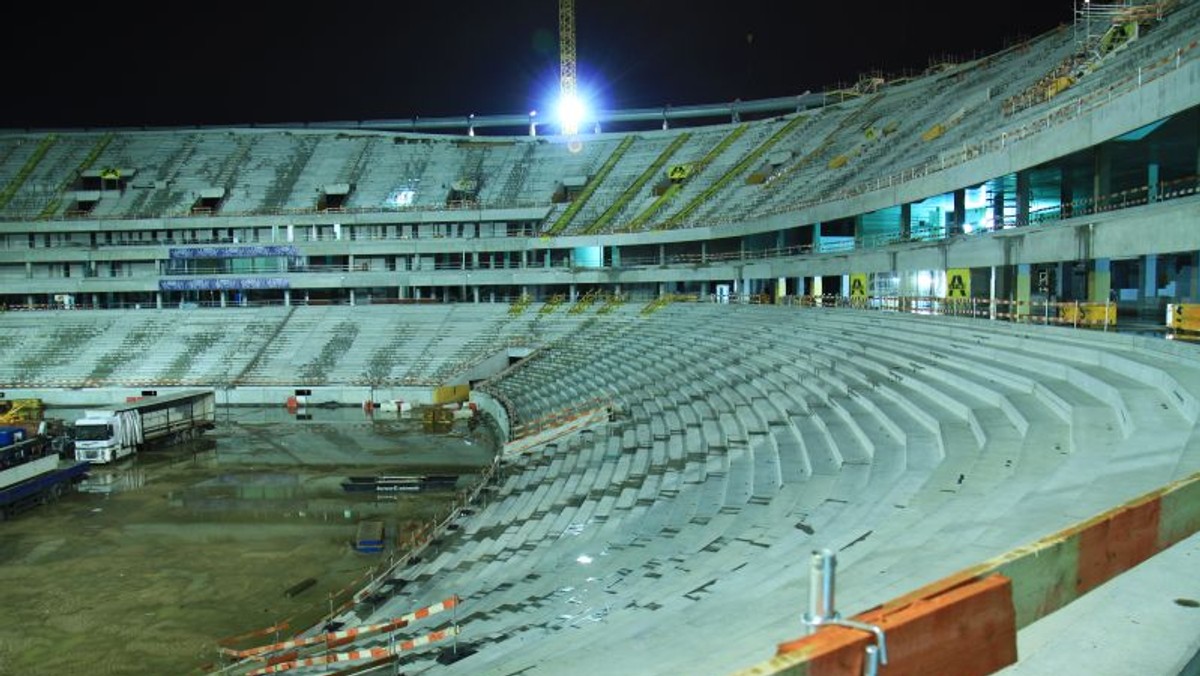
0 406 496 676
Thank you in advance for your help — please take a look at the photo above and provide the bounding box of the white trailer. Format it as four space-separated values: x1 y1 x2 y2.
74 390 217 464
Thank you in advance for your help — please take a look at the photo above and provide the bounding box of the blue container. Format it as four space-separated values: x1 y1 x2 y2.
0 426 27 447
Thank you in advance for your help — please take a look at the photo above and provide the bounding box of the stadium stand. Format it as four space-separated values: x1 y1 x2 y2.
1 1 1199 673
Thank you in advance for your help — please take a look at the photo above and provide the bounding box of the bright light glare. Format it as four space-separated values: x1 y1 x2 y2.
576 554 593 565
557 93 586 136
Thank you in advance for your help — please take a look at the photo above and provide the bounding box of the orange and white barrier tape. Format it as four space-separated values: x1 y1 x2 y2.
226 596 459 659
245 626 461 675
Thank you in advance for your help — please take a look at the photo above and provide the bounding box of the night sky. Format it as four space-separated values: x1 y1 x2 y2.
1 1 1075 129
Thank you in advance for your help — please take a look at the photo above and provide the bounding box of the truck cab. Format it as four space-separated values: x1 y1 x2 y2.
74 411 139 464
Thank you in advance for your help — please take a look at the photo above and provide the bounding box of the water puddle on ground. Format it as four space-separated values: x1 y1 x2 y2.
0 406 496 676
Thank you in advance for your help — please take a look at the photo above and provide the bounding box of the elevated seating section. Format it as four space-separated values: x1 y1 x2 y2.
311 305 1200 675
0 7 1193 232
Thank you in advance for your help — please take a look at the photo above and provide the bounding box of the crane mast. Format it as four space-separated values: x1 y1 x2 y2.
559 0 579 135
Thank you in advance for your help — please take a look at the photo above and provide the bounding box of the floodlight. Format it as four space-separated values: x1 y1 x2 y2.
557 93 586 136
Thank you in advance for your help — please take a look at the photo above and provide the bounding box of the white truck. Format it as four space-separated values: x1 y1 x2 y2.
74 390 217 464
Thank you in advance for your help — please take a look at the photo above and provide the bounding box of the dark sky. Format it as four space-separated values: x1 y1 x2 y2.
1 1 1075 129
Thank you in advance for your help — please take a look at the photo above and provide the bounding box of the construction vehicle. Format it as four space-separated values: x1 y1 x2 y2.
0 423 89 520
74 390 217 464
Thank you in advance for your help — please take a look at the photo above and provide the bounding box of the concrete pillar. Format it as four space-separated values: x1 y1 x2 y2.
1143 254 1159 301
1060 166 1075 219
1088 258 1112 303
91 293 99 308
1016 170 1031 226
520 250 528 268
952 188 966 235
1094 144 1113 210
544 250 551 268
1148 162 1161 202
991 184 1005 231
26 294 34 308
813 222 822 252
219 290 227 308
1016 264 1031 317
1055 262 1066 300
349 289 356 306
989 266 997 319
659 244 666 266
810 277 823 297
284 289 291 307
473 286 480 303
611 246 621 268
658 282 666 297
472 252 480 269
155 292 163 310
701 281 710 297
569 284 577 301
841 275 850 297
900 203 912 239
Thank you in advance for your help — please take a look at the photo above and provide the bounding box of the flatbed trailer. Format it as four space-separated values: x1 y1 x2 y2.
0 457 90 520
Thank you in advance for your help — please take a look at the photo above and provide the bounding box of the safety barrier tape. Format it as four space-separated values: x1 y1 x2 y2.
218 620 293 647
226 596 458 659
244 626 460 675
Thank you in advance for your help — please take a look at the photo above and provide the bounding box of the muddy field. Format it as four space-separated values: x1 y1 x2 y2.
0 407 496 676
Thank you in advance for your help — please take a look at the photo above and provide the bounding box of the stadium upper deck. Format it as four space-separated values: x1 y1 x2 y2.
0 0 1197 310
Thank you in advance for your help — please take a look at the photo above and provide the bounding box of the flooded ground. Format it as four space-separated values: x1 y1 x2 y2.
0 406 496 676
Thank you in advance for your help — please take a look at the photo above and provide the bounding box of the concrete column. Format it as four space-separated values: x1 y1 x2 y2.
701 281 710 297
26 294 34 308
700 241 707 263
810 277 823 297
219 290 227 308
952 188 966 235
472 252 480 269
1148 162 1161 202
813 222 822 252
841 275 850 297
1144 254 1159 301
1016 264 1031 317
1016 170 1031 226
348 254 355 271
991 184 1005 230
520 250 528 268
611 246 621 268
284 289 291 307
1060 166 1075 219
989 266 997 319
1094 144 1113 210
1088 258 1112 303
155 292 163 310
900 203 912 239
1191 252 1200 301
544 250 551 268
349 289 356 306
473 286 480 303
1055 262 1066 300
659 244 666 266
91 293 99 308
569 284 577 301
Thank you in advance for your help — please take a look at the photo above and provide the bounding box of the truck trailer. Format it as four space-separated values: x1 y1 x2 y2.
0 425 89 521
74 389 217 464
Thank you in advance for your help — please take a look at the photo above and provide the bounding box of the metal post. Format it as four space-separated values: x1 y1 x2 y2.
803 548 838 634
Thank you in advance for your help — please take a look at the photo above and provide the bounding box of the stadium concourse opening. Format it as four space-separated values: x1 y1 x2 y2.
0 0 1199 673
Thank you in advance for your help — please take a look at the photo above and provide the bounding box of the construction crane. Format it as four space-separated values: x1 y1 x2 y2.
558 0 583 137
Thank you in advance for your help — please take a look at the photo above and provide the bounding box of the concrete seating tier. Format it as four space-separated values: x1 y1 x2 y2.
313 305 1200 675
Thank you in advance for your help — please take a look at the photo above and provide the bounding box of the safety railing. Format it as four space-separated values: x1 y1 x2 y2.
737 469 1200 676
781 294 1119 330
